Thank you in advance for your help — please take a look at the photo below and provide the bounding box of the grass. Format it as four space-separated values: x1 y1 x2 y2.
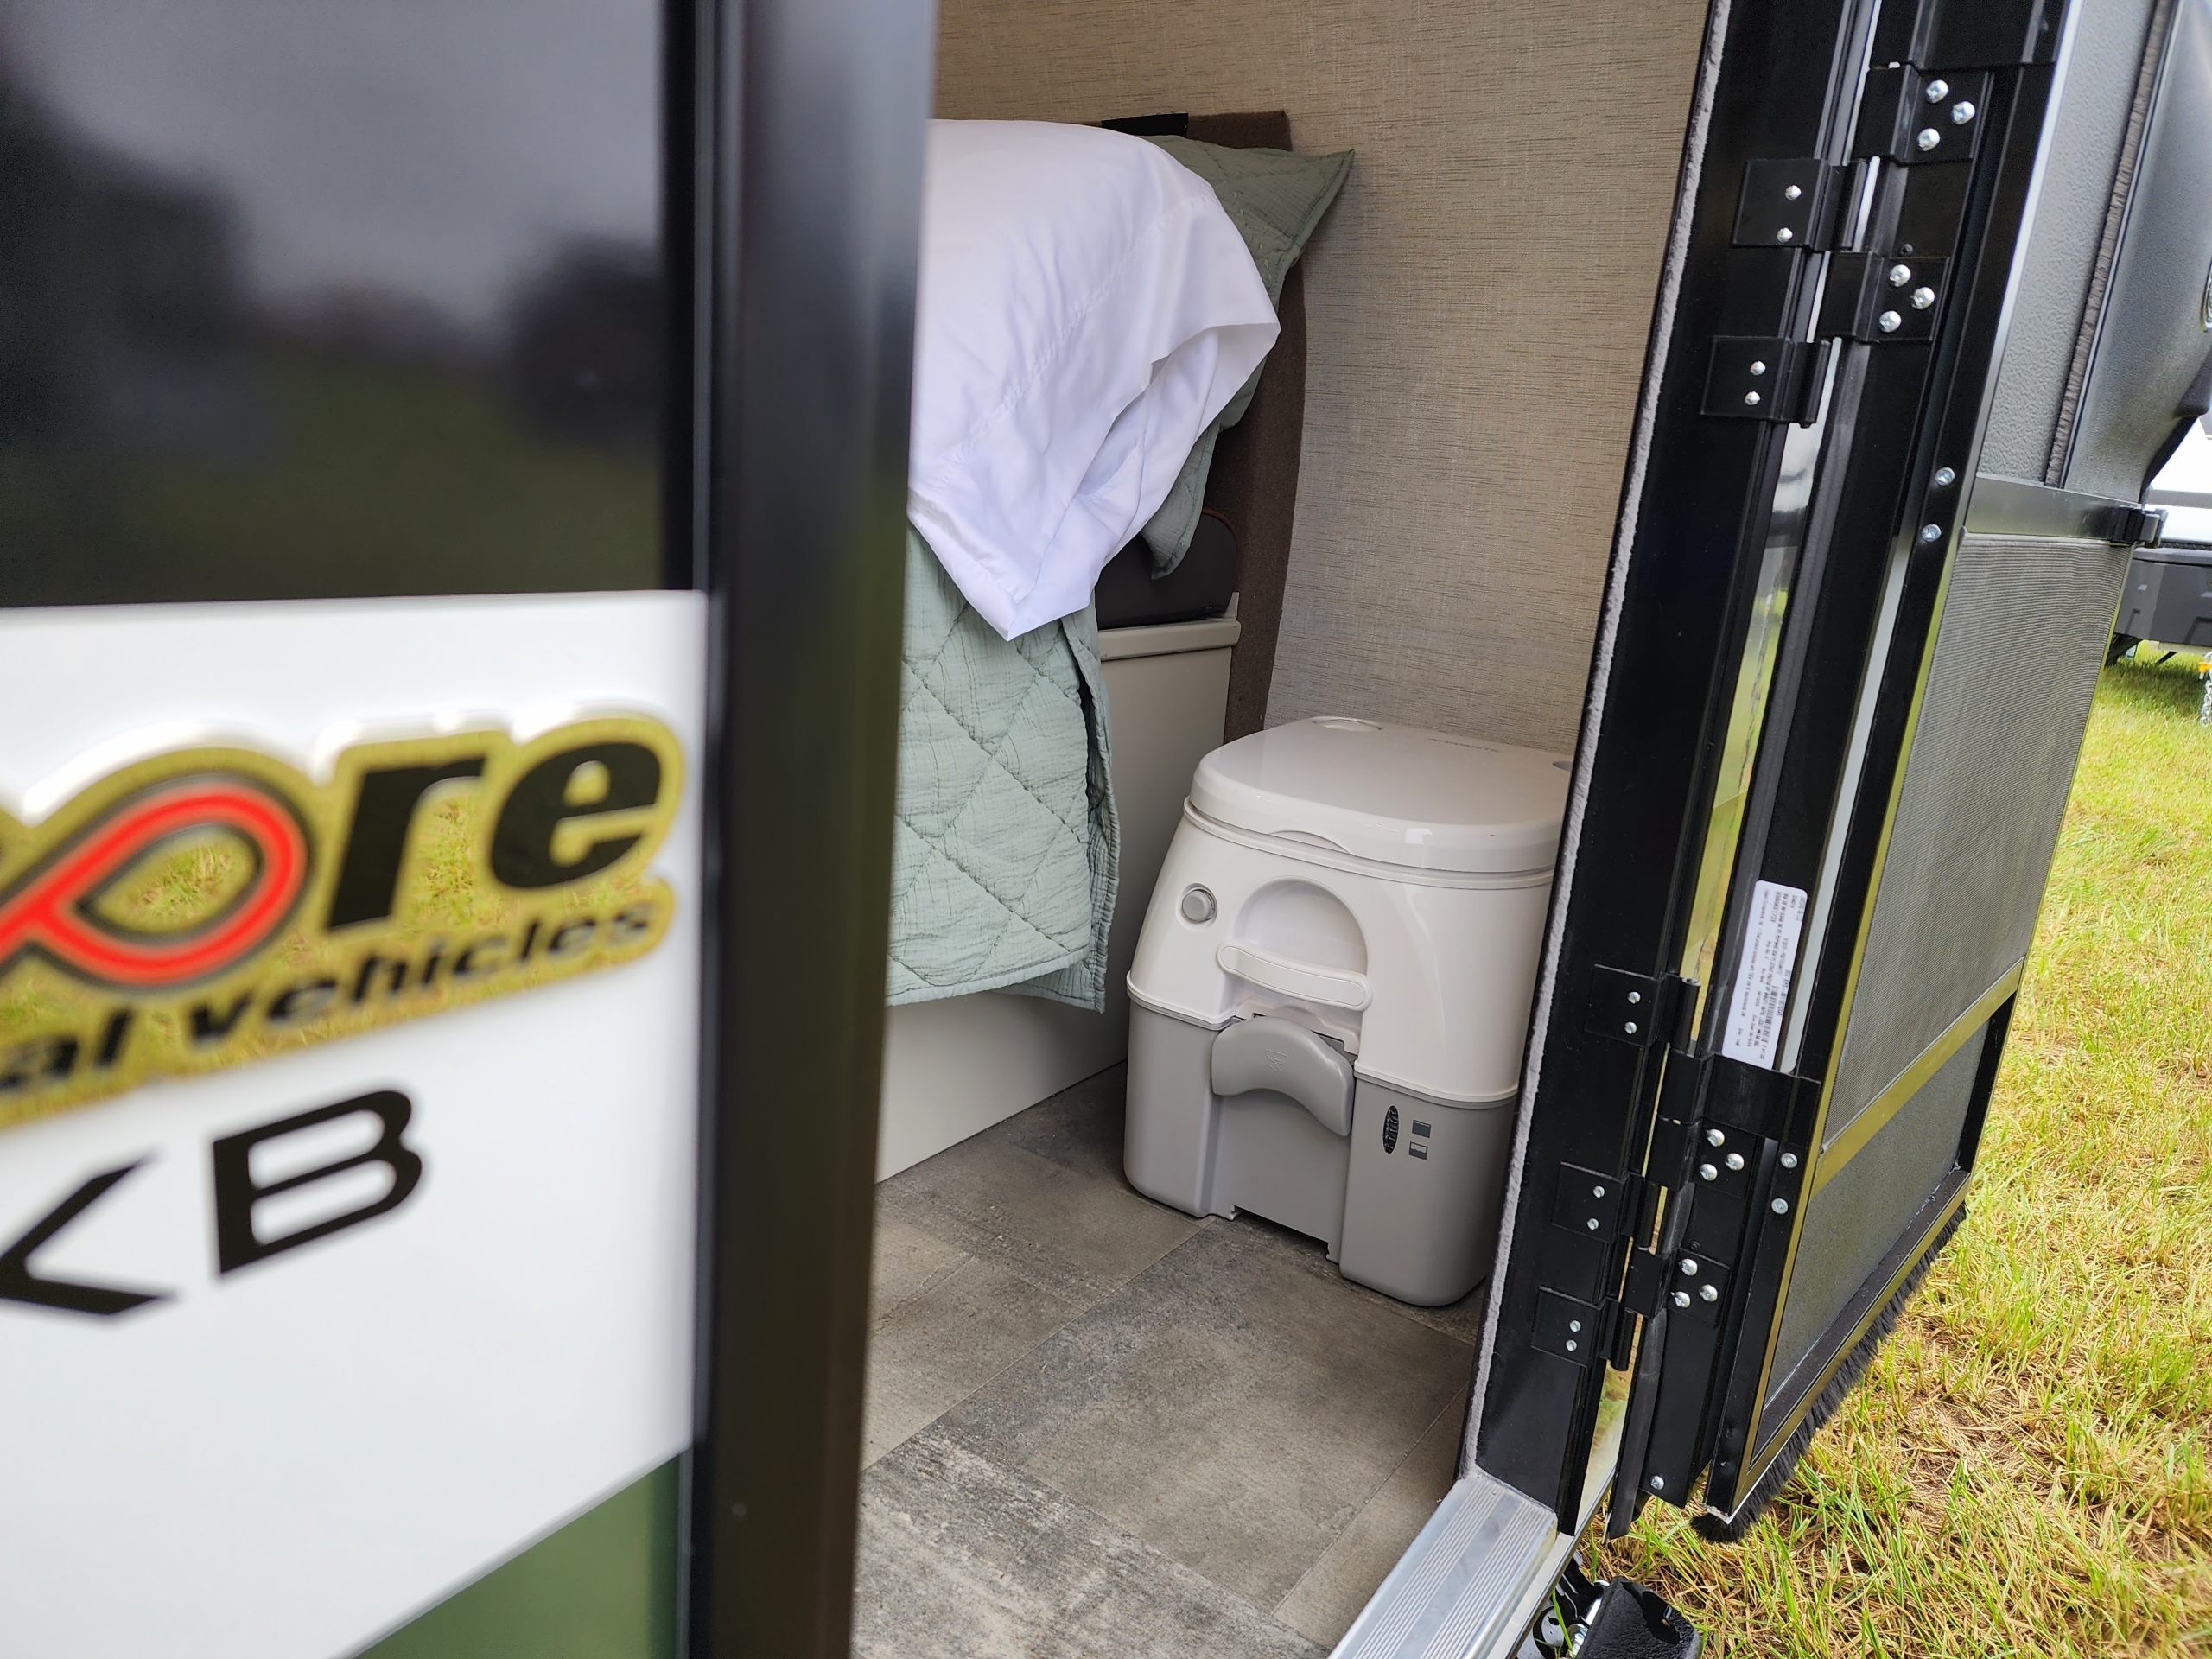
1592 652 2212 1656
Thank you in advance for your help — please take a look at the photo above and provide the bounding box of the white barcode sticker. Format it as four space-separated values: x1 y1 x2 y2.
1720 880 1808 1070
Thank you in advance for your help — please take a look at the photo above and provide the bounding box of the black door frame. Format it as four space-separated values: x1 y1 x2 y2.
688 0 935 1651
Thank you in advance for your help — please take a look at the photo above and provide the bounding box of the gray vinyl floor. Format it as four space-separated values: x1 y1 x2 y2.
855 1065 1485 1658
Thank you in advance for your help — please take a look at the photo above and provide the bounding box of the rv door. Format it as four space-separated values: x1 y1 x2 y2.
1469 0 2208 1552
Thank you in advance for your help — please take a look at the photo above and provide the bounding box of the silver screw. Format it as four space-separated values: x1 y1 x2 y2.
1649 1476 1667 1493
1777 226 1795 244
1925 77 1950 102
1750 360 1768 376
1878 309 1903 334
1593 1185 1606 1198
1586 1217 1601 1232
1772 1197 1790 1215
1916 127 1941 152
1726 1152 1746 1171
1887 263 1912 286
1933 467 1957 489
1627 990 1643 1005
1783 183 1803 200
1705 1128 1726 1147
1744 391 1763 407
1566 1339 1579 1352
1910 285 1936 310
1952 100 1976 125
1679 1258 1700 1277
1700 1283 1720 1304
1699 1162 1719 1182
1919 522 1943 543
1624 1020 1640 1033
1671 1290 1692 1309
1569 1319 1583 1333
1780 1151 1800 1169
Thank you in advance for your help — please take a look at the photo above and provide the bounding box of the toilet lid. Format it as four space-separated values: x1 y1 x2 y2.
1189 717 1570 875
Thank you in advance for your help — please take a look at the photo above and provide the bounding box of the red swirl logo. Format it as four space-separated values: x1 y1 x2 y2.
0 775 310 990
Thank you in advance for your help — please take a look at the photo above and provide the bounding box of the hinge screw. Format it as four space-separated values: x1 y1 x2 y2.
1887 263 1912 286
1566 1339 1579 1352
1726 1151 1745 1171
1910 285 1936 310
1624 1020 1639 1033
1586 1217 1601 1231
1699 1162 1719 1182
1779 1151 1800 1169
1916 127 1941 153
1924 77 1950 102
1771 1197 1790 1215
1951 100 1976 126
1627 990 1643 1004
1592 1185 1606 1198
1749 360 1767 376
1670 1290 1692 1309
1777 226 1795 244
1649 1475 1667 1493
1743 391 1762 407
1878 309 1903 334
1700 1283 1719 1303
1919 522 1943 543
1933 467 1957 488
1678 1257 1700 1277
1704 1128 1726 1147
1783 183 1802 200
1569 1319 1583 1333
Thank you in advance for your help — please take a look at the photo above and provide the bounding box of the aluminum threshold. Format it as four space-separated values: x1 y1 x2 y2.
1329 1469 1573 1659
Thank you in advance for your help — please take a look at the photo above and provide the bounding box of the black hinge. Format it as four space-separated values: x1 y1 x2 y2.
1818 252 1951 342
1855 66 1993 165
1533 1286 1614 1367
1584 967 1696 1048
2105 504 2168 549
1731 158 1858 251
1702 337 1830 425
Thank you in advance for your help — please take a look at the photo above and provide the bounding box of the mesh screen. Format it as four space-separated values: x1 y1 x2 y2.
1765 1024 1984 1413
1826 534 2128 1141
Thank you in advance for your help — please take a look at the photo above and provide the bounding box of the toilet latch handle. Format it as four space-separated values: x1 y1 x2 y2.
1214 943 1372 1012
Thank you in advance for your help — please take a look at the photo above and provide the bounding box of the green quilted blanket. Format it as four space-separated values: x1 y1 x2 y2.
887 530 1118 1009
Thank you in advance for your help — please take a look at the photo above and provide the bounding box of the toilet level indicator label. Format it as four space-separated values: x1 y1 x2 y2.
1720 880 1807 1071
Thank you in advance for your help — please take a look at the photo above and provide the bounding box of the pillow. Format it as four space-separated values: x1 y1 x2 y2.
1135 138 1353 573
908 121 1279 640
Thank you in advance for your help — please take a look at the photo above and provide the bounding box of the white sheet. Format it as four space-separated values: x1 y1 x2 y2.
909 120 1278 640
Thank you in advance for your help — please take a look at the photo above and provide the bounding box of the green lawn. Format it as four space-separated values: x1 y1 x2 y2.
1595 652 2212 1656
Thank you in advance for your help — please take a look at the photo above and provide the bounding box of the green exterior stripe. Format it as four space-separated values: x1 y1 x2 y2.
357 1459 682 1659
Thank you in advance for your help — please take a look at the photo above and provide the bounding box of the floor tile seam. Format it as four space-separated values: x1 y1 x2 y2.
878 1184 1107 1306
932 1426 1330 1649
867 1249 980 1332
893 1294 1095 1471
1264 1387 1472 1630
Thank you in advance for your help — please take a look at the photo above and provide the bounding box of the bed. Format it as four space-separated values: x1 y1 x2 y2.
878 111 1341 1175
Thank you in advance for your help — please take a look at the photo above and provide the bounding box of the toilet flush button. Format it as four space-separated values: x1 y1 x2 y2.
1179 886 1218 925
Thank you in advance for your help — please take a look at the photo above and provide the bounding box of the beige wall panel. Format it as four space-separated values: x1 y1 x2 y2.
936 0 1708 748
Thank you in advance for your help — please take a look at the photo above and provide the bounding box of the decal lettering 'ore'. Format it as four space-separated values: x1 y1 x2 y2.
0 715 684 1130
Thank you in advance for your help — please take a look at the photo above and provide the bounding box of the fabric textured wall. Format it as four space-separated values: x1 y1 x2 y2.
934 0 1709 748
